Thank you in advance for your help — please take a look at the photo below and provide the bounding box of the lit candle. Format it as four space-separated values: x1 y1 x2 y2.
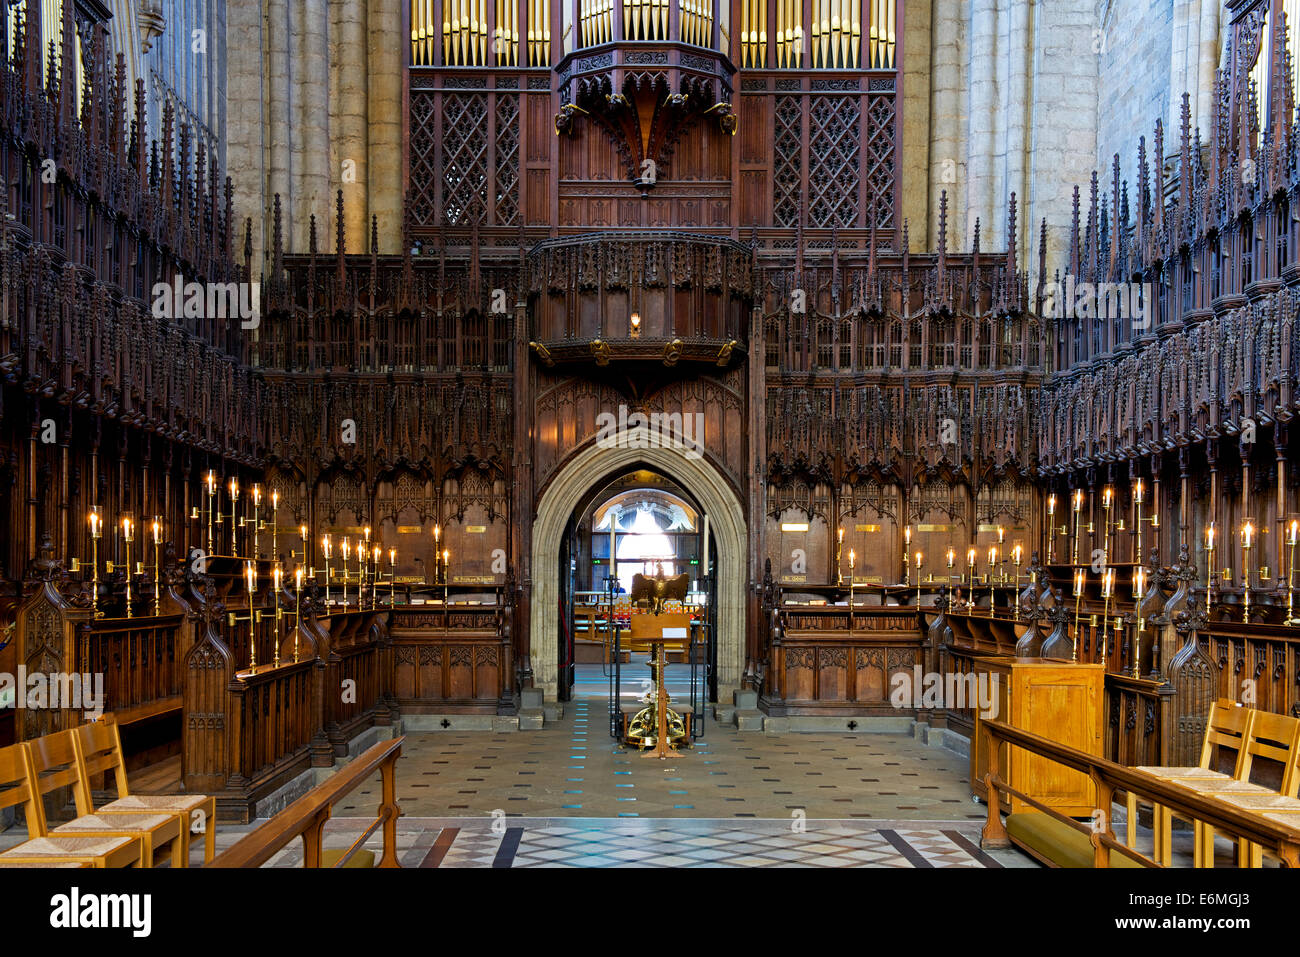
229 477 239 500
151 518 161 544
295 566 304 589
997 526 1005 545
1242 521 1254 549
1073 490 1083 512
206 471 216 495
1073 568 1085 595
914 550 923 569
904 526 911 547
848 549 855 570
390 547 397 566
966 547 976 567
1290 521 1299 547
838 527 844 543
252 483 262 506
1012 545 1022 566
322 534 332 559
89 511 100 538
946 547 955 568
1206 524 1215 550
1102 486 1113 509
1134 566 1146 600
246 561 256 593
273 565 282 591
122 517 133 542
272 489 280 510
1047 494 1056 517
1101 568 1114 598
434 524 441 544
1134 479 1144 504
988 545 997 566
364 526 371 544
300 524 308 543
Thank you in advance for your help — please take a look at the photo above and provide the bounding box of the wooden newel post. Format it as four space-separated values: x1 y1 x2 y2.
302 807 330 868
1090 768 1114 868
980 723 1009 849
378 751 402 868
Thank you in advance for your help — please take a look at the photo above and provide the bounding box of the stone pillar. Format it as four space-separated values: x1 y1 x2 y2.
367 0 404 254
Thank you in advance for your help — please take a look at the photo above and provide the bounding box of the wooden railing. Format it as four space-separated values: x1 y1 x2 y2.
228 658 317 792
978 719 1300 868
210 737 404 869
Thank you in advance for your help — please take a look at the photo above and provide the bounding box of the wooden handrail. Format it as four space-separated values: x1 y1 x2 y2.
209 736 404 869
979 719 1300 867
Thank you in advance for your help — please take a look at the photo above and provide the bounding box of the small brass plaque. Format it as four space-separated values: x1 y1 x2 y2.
855 524 881 532
451 575 498 584
397 525 423 534
466 525 487 533
780 574 808 583
916 524 951 533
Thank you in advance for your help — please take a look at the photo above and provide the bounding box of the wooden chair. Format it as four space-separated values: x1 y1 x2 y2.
74 715 216 865
1190 710 1300 867
0 742 141 868
27 728 183 868
1131 699 1253 865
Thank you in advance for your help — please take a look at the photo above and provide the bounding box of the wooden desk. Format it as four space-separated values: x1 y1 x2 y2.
971 657 1105 817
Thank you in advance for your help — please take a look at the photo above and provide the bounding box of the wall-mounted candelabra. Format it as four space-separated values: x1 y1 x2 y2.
228 561 263 672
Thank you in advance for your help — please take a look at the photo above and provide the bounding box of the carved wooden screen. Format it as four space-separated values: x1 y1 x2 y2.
408 85 522 229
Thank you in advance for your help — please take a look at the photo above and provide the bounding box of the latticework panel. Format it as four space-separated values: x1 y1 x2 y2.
773 95 803 227
442 93 490 226
808 96 860 229
495 93 520 226
865 93 895 230
410 91 438 225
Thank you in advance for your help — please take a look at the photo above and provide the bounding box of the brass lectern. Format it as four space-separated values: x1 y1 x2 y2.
624 612 692 758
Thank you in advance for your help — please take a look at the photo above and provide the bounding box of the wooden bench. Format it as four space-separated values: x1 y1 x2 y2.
209 736 403 868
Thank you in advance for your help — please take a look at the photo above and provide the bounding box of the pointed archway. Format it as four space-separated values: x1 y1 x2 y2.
529 436 747 702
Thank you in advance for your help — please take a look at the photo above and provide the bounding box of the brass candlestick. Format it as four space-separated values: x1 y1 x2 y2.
914 551 923 610
1072 569 1085 661
272 565 282 668
1100 568 1114 659
122 517 134 619
1047 495 1057 564
1101 486 1113 564
271 490 279 560
293 566 304 662
987 546 997 617
205 471 217 556
836 527 844 586
1012 545 1023 621
1205 524 1216 617
248 484 261 558
1133 480 1145 563
321 534 333 605
1287 521 1298 625
88 508 103 619
341 537 351 606
1070 490 1084 565
228 478 240 557
151 517 162 616
1242 521 1254 624
389 547 397 606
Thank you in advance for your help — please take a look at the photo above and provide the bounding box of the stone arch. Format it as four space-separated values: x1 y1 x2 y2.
529 434 746 701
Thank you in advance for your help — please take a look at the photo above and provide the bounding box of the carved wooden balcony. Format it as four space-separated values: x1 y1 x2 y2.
525 231 751 375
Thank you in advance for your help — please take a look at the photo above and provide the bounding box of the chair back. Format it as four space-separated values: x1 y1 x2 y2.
73 716 130 802
1240 711 1300 795
0 743 46 838
1200 700 1253 775
26 728 92 817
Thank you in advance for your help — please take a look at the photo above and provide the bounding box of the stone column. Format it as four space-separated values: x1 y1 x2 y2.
368 0 404 254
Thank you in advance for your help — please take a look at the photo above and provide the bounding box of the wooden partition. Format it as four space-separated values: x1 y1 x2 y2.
761 585 934 716
389 604 513 714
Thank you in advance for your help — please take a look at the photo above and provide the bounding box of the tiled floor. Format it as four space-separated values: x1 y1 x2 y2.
240 817 1033 868
373 695 984 821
